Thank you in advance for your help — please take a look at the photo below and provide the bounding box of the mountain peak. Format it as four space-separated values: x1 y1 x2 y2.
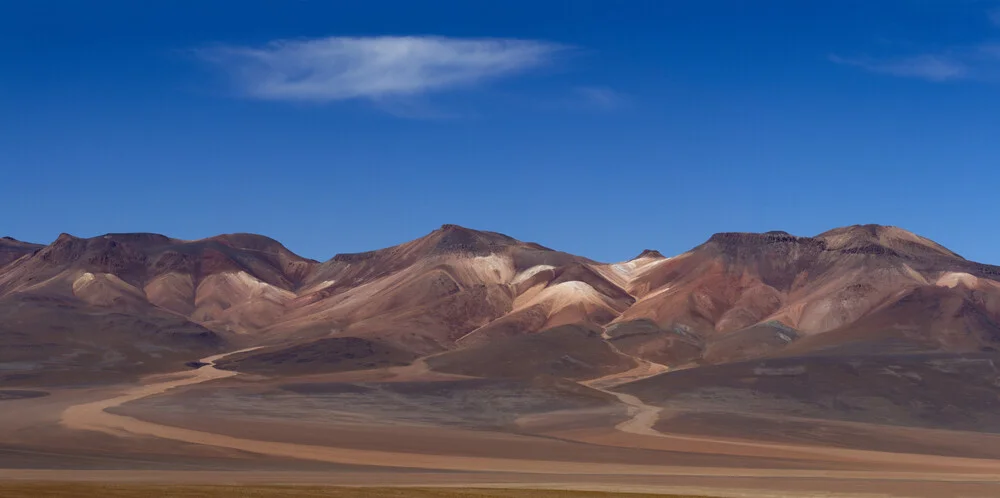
328 225 522 264
205 233 297 252
0 237 42 267
99 233 175 246
818 224 901 238
705 230 812 247
633 249 664 260
817 224 962 260
1 236 40 248
698 225 964 263
422 224 520 256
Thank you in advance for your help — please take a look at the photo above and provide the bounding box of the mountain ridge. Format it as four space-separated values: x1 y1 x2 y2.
6 223 993 267
2 223 999 387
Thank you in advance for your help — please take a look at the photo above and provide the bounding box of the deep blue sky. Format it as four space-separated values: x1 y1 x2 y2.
3 1 999 263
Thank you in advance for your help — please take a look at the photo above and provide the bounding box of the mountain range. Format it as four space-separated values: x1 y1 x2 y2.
3 223 999 393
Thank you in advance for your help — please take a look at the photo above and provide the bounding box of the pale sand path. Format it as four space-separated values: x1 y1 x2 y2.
581 351 670 437
59 348 1000 477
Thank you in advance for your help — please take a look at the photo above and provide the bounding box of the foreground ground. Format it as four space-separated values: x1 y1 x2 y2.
5 349 1000 497
0 484 706 498
6 472 1000 498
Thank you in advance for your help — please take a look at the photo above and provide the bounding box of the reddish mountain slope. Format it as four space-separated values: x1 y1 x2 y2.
602 225 1000 366
0 232 317 332
244 225 634 370
0 232 316 383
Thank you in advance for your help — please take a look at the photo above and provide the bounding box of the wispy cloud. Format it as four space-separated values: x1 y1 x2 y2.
989 7 1000 27
829 54 970 82
832 6 1000 83
532 86 628 113
197 36 566 103
572 86 628 110
830 44 1000 82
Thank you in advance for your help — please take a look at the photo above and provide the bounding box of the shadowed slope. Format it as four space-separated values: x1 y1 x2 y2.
618 351 1000 433
0 232 318 383
428 324 637 380
0 292 223 386
0 236 42 268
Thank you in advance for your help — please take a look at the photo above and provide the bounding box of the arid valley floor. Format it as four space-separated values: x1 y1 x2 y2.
5 347 1000 497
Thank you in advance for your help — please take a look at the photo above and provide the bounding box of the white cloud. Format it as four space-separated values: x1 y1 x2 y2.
831 43 1000 83
831 7 1000 83
830 54 970 82
198 36 566 103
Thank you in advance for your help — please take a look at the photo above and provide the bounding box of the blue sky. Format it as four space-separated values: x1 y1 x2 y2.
2 1 1000 263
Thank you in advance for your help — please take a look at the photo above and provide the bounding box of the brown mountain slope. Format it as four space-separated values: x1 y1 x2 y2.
0 232 318 333
455 262 634 347
778 282 1000 357
0 232 317 383
428 324 637 380
253 225 631 358
230 223 1000 379
0 292 223 386
223 226 637 378
0 225 640 382
0 237 42 268
603 225 1000 367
